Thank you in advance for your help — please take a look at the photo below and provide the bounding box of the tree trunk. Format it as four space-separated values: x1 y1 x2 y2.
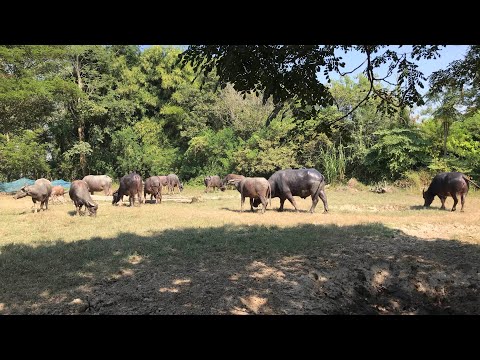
75 54 87 176
443 120 448 158
78 126 86 176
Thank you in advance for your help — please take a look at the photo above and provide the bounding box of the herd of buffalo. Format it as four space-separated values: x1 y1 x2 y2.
11 169 480 216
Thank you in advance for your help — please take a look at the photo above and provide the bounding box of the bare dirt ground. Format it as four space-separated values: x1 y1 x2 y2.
1 187 479 315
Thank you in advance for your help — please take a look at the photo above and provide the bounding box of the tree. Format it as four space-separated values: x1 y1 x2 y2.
430 45 480 114
364 128 430 182
179 45 443 123
0 45 75 135
0 130 50 181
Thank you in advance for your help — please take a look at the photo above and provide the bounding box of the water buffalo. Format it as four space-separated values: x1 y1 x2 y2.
112 173 143 206
423 172 480 212
13 178 52 213
144 176 163 204
223 174 245 189
69 180 98 216
204 175 226 193
254 168 328 213
50 185 66 204
82 175 113 195
167 173 183 194
234 177 271 213
158 175 169 187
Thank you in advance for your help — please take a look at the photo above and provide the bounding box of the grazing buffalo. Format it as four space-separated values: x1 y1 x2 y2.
69 180 98 216
112 173 143 206
13 178 52 213
82 175 113 195
144 176 163 204
204 175 226 193
167 173 183 194
254 168 328 213
423 172 480 212
223 174 245 189
50 185 66 204
235 177 271 213
158 175 169 187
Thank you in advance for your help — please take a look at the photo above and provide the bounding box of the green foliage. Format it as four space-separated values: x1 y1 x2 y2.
0 130 50 181
2 45 477 188
394 170 433 189
364 128 430 181
319 143 346 184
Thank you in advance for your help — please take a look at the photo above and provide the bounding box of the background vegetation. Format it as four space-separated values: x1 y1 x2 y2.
1 45 479 186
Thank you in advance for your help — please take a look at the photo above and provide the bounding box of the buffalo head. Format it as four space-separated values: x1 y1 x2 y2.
422 188 434 208
112 190 121 205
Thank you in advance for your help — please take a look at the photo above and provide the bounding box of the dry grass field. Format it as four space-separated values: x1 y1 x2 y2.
1 185 479 314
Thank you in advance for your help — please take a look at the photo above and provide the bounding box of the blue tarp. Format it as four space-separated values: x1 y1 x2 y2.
0 177 35 193
0 178 71 193
51 179 71 188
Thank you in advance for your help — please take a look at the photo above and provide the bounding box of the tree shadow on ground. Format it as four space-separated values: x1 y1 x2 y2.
0 223 478 315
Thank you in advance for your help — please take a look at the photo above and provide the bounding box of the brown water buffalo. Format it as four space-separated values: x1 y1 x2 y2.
253 168 328 213
82 175 113 195
423 172 480 212
158 175 169 187
144 176 163 204
167 173 183 194
69 180 98 216
50 185 66 204
112 173 143 206
13 178 52 213
204 175 226 193
223 174 245 189
234 177 271 213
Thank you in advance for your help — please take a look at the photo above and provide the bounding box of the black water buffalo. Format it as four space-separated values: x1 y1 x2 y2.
235 177 271 213
144 176 163 204
254 168 328 213
82 175 113 195
13 178 52 213
112 173 143 206
222 174 245 189
167 173 183 194
423 172 480 211
69 180 98 216
204 175 226 193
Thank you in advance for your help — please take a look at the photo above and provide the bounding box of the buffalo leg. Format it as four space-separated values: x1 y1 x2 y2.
279 197 286 212
451 193 458 212
250 198 254 212
241 194 245 212
460 193 466 212
285 192 299 212
260 196 267 213
319 189 329 213
309 194 319 213
439 195 446 210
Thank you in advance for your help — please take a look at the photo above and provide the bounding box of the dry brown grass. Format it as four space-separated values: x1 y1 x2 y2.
3 186 479 245
1 186 479 314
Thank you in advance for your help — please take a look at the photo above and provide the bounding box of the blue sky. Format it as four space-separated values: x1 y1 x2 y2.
141 45 467 89
332 45 468 86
